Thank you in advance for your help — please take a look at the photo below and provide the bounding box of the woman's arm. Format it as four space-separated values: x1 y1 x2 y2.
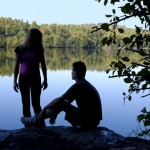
13 53 20 92
41 52 48 90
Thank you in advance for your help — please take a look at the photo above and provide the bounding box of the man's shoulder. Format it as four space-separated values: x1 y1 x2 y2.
69 80 94 90
77 79 92 86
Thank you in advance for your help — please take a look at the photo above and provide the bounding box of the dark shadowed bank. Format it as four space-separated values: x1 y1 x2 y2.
0 126 150 150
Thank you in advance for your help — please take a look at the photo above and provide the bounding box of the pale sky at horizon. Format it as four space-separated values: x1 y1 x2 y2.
0 0 143 29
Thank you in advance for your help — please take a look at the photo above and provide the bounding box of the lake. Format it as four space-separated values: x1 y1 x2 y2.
0 69 149 138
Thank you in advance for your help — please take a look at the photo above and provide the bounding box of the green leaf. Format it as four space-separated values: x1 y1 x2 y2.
112 9 116 14
137 114 145 122
135 76 139 80
121 57 130 62
102 37 108 45
117 69 123 76
114 62 118 68
141 107 147 113
106 38 112 45
123 92 126 95
142 83 147 90
130 34 135 40
124 78 133 83
101 23 109 31
146 36 150 42
106 69 110 74
105 15 112 18
104 0 108 5
118 28 124 33
139 68 149 76
144 120 150 126
111 0 119 5
128 95 132 101
96 0 101 2
135 26 141 34
123 37 132 44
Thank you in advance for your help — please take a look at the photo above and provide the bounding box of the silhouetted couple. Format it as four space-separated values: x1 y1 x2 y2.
14 28 102 129
21 61 102 129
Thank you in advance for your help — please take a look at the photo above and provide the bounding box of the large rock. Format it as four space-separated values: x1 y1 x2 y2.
0 126 150 149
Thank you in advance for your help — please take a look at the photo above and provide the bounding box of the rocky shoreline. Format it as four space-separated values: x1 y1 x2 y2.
0 126 150 149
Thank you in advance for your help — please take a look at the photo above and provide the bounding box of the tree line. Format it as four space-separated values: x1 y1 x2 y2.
0 17 137 49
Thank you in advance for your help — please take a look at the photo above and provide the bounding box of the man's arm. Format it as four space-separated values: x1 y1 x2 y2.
39 96 65 118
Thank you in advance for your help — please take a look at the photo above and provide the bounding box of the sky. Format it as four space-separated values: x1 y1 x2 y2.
0 0 143 28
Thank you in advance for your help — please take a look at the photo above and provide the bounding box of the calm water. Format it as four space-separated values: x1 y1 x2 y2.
0 69 149 138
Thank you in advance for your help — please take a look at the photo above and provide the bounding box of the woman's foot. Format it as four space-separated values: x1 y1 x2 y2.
20 115 41 126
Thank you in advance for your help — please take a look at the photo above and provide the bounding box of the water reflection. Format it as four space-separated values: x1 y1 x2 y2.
0 48 115 76
0 70 150 138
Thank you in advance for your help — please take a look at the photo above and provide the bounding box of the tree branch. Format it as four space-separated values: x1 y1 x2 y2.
141 94 150 98
131 87 150 91
126 48 150 56
91 12 150 33
109 74 139 78
131 62 149 68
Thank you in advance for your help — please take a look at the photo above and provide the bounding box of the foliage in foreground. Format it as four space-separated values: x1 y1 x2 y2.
93 0 150 138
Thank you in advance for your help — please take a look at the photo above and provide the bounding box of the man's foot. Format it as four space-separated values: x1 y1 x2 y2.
20 115 41 126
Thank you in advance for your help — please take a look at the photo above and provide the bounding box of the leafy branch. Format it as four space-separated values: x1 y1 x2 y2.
93 0 150 137
91 12 150 33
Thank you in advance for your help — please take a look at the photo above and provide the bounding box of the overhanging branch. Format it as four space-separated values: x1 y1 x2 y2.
91 12 150 33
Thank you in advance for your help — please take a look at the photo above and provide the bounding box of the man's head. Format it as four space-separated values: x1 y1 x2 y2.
72 61 86 80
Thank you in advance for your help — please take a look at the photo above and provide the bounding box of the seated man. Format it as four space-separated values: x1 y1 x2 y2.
21 61 103 128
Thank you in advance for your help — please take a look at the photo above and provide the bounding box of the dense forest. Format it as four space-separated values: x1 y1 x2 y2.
0 17 137 49
0 17 148 76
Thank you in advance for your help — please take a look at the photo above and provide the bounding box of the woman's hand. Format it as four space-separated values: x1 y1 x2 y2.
41 80 48 90
13 82 19 92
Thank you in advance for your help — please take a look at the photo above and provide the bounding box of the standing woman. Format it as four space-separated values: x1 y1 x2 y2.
13 28 48 128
